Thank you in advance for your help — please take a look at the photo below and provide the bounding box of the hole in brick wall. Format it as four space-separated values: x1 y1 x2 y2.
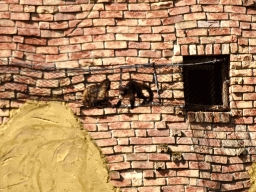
183 55 230 112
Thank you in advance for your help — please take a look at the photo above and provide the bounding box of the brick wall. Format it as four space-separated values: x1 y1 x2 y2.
0 0 256 191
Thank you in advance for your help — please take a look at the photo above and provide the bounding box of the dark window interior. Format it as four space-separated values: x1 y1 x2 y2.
183 55 229 111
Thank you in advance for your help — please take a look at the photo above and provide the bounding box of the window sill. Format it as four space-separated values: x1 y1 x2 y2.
187 111 231 123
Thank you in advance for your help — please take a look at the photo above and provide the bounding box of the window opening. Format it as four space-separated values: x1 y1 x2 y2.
183 55 229 112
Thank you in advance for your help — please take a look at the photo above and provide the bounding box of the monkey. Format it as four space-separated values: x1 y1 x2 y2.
115 80 153 109
82 78 111 108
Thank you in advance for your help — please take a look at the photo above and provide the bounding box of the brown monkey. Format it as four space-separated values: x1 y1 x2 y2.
115 80 153 109
82 78 111 108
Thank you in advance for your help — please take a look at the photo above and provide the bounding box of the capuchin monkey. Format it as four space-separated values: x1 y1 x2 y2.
82 78 111 108
115 80 153 109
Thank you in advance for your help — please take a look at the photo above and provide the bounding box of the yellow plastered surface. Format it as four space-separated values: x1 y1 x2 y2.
0 101 119 192
249 163 256 192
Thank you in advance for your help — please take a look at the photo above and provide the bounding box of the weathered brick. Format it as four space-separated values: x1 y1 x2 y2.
109 162 130 170
198 21 219 27
203 5 223 12
11 13 30 20
168 6 190 15
105 3 127 10
224 5 246 13
144 178 166 186
209 28 230 35
199 0 219 3
207 13 228 20
220 0 242 5
186 29 207 36
176 21 197 29
59 5 81 12
139 19 161 26
101 11 122 18
105 41 127 49
177 37 199 44
151 2 173 10
93 19 115 26
162 15 184 25
132 161 153 169
184 13 206 20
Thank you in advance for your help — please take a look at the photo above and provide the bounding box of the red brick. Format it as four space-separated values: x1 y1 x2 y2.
10 4 23 12
177 170 199 177
144 178 166 186
93 50 114 58
11 13 30 20
199 0 219 4
20 0 42 4
93 34 114 41
24 38 47 45
198 179 220 189
186 29 207 36
130 137 152 145
132 161 153 169
115 49 137 56
220 0 242 5
36 47 58 54
222 181 244 191
149 154 170 161
31 13 53 21
0 20 15 27
70 36 91 44
0 43 16 50
151 2 174 10
139 51 161 58
146 10 168 18
18 28 40 36
59 5 81 12
175 0 196 6
139 187 161 192
17 44 35 52
95 138 117 147
50 22 68 29
153 26 174 34
230 13 251 22
198 21 219 28
244 93 256 100
129 4 150 10
93 19 115 26
124 11 146 18
207 13 228 20
105 41 127 49
129 42 150 49
5 83 27 92
139 34 162 41
184 13 206 20
224 5 246 13
113 130 135 137
54 13 76 21
109 162 130 170
168 6 190 15
126 153 147 161
100 11 122 18
0 12 10 19
105 3 127 10
162 15 184 25
110 180 131 187
185 187 204 192
36 79 58 88
116 19 138 26
116 34 138 41
139 19 161 26
41 30 64 38
177 37 199 44
202 5 223 12
163 186 185 192
209 28 230 35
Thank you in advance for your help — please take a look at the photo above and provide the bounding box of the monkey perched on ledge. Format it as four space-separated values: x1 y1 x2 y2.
82 78 111 108
115 80 153 109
